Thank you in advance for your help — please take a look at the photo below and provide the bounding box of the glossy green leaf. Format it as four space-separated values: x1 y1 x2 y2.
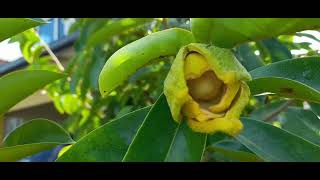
99 28 195 96
0 70 66 115
207 132 230 145
123 94 207 162
164 119 207 162
279 107 320 146
234 44 264 71
57 107 151 162
250 100 288 121
257 38 292 62
87 18 153 47
0 18 45 42
207 133 262 162
190 18 320 48
236 118 320 162
207 140 263 162
309 102 320 117
248 57 320 103
0 119 73 162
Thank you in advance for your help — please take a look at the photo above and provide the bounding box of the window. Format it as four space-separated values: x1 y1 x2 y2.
36 18 76 44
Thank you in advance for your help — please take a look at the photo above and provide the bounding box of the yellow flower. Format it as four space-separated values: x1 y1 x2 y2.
164 43 251 136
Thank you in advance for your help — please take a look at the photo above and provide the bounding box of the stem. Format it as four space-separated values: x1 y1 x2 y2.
32 29 65 71
264 99 295 122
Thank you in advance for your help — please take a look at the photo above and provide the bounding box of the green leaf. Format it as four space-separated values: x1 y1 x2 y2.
22 40 37 63
190 18 320 48
234 44 264 71
279 107 320 146
164 119 207 162
56 107 151 162
236 118 320 162
0 70 66 115
206 133 262 162
87 18 154 47
257 38 292 62
0 119 73 162
309 102 320 117
122 94 207 162
248 57 320 103
89 47 107 91
99 28 195 96
207 140 263 162
0 18 45 42
250 100 288 121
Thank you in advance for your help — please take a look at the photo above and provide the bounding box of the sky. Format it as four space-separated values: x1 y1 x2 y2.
0 39 22 61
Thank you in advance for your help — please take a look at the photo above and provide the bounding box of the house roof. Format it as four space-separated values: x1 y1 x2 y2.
0 59 7 64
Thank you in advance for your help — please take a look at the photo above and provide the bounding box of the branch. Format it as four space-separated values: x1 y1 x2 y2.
32 29 65 71
264 99 295 122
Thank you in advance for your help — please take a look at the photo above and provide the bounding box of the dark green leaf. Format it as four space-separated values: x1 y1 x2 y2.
309 102 320 117
207 140 263 162
236 118 320 162
257 38 292 62
0 119 73 162
250 100 288 121
279 107 320 146
248 57 320 103
234 44 264 71
57 107 150 162
122 94 207 162
164 119 207 162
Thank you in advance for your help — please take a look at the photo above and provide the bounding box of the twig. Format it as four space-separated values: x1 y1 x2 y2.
264 99 295 122
32 29 65 71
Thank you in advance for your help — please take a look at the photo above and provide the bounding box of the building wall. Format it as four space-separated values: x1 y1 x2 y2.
4 102 68 136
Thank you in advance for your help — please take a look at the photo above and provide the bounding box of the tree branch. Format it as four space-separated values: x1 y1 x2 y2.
32 29 65 71
264 99 295 122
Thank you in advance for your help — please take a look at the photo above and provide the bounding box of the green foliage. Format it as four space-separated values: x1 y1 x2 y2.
2 18 320 162
279 107 320 146
122 94 207 162
99 28 195 96
0 18 45 42
190 18 320 48
236 118 320 162
249 57 320 103
57 107 151 162
9 29 43 63
0 119 74 162
0 70 65 115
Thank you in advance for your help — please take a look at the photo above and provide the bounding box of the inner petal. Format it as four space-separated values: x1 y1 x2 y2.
183 52 230 122
187 71 224 102
210 82 241 113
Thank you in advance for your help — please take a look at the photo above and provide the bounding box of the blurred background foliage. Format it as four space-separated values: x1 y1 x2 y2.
10 18 320 161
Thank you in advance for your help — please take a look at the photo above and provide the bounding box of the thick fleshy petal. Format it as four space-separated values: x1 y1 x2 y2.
187 83 250 135
164 43 251 135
